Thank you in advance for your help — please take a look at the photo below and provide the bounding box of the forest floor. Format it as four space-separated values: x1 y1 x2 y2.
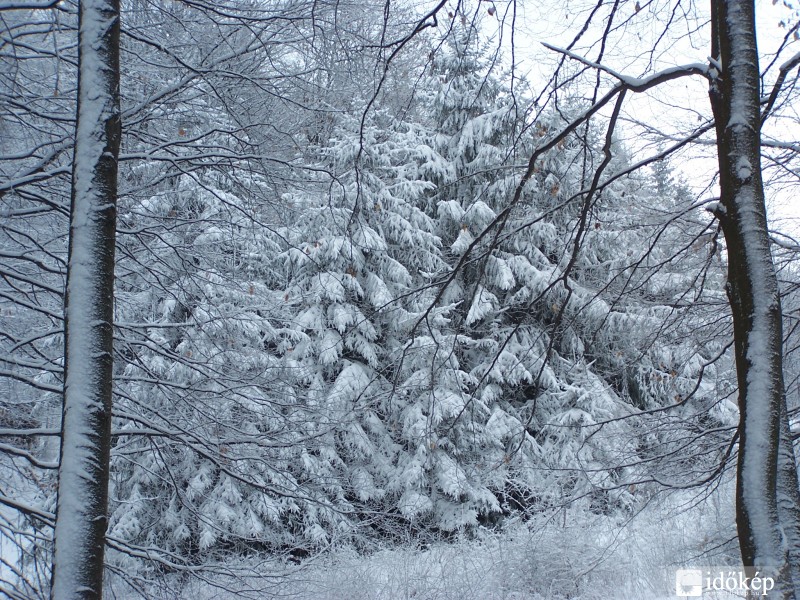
109 485 743 600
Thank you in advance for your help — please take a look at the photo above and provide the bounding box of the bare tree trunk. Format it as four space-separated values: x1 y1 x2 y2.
50 1 120 598
708 0 797 596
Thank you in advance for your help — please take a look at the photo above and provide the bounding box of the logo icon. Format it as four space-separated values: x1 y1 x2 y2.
676 569 703 597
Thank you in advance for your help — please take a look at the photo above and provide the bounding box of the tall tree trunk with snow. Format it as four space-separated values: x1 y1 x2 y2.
708 0 798 596
51 1 120 599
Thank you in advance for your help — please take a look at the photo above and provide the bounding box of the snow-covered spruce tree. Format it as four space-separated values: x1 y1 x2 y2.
527 107 737 490
398 24 642 521
110 169 317 563
110 66 377 562
278 27 568 534
273 108 454 542
572 155 737 497
529 116 737 508
104 0 382 568
407 22 735 520
391 25 554 524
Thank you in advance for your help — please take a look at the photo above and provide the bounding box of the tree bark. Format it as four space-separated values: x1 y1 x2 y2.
50 1 121 599
709 0 798 596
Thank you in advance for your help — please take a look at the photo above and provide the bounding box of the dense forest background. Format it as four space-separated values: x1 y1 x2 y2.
2 0 800 598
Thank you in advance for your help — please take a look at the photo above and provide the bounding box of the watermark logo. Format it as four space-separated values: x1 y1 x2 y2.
674 568 776 597
675 569 703 597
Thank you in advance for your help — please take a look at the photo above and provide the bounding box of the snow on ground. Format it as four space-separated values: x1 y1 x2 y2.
105 487 739 600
